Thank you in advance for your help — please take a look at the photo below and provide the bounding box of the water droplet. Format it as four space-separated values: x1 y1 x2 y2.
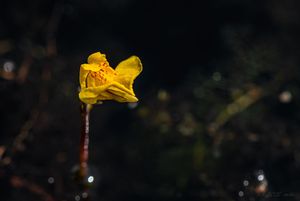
238 191 244 197
257 174 264 181
82 192 88 199
87 176 94 183
254 170 265 181
47 177 55 184
243 180 249 186
254 170 268 194
3 61 15 72
75 195 80 201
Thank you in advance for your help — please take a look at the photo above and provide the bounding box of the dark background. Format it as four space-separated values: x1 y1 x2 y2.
1 0 300 200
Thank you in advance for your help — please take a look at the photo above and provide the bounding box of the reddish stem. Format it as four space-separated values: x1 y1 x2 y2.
79 103 91 180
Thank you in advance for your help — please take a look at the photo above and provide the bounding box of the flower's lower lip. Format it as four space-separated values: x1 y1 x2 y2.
106 90 138 102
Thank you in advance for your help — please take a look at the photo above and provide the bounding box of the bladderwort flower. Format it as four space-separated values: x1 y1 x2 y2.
79 52 142 104
77 51 142 185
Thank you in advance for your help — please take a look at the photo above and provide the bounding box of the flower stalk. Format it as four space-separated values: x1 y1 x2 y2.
79 102 92 181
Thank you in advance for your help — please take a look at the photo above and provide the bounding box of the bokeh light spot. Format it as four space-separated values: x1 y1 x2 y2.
47 177 54 184
87 176 94 183
3 61 15 72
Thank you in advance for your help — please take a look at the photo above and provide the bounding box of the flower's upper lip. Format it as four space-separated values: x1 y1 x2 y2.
81 63 101 72
87 52 108 65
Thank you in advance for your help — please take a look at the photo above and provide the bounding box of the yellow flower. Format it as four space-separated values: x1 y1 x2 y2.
79 52 142 104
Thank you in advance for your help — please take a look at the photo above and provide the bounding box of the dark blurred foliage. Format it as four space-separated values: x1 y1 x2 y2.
1 0 300 200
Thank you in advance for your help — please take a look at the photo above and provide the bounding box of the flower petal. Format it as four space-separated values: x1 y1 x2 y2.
79 68 88 89
108 84 138 102
81 63 100 72
115 56 142 90
79 64 101 89
111 81 135 96
87 52 107 64
79 84 112 104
